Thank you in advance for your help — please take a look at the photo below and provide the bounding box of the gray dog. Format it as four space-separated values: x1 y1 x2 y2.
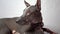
0 0 56 34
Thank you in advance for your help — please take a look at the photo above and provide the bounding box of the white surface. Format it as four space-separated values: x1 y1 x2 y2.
0 0 60 34
41 0 60 34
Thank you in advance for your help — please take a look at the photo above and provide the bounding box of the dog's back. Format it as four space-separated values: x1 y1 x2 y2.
0 17 18 34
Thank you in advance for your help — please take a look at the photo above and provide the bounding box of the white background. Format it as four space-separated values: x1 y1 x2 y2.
0 0 60 34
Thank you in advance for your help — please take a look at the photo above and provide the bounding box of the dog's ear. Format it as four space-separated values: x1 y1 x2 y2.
24 0 30 7
35 0 41 11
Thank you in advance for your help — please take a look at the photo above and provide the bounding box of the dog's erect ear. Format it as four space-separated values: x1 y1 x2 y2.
24 0 30 7
35 0 41 11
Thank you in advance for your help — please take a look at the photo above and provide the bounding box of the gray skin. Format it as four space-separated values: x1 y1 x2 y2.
16 0 44 34
0 0 44 34
0 15 43 34
16 0 56 34
0 17 18 34
0 17 31 34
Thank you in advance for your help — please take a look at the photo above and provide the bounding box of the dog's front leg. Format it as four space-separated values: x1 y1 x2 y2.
42 28 57 34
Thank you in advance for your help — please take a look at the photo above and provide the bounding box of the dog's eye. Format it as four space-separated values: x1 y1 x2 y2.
27 13 30 16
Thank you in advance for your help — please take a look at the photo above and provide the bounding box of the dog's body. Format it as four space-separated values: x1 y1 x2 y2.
0 17 18 34
0 16 44 34
0 0 56 34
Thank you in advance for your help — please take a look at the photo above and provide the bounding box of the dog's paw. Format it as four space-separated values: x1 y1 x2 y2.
12 30 20 34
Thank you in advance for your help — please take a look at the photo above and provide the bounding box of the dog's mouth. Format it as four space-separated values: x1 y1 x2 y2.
26 23 41 32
